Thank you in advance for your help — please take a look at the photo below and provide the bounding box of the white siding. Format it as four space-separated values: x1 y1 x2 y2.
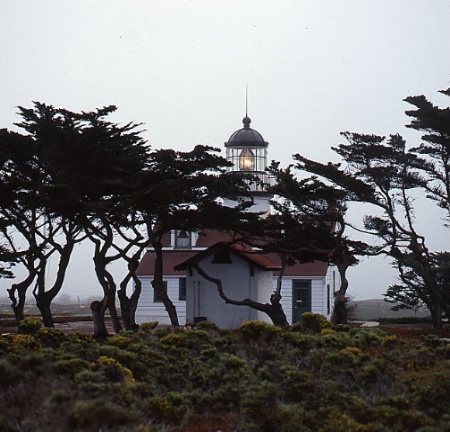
277 276 328 324
186 254 273 328
136 270 330 327
136 276 187 325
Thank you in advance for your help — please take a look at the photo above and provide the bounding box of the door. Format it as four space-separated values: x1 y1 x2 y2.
292 280 311 323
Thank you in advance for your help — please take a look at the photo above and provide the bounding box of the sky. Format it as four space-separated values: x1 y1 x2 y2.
1 0 449 301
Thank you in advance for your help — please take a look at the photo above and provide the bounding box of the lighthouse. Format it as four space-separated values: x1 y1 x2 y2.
224 115 274 213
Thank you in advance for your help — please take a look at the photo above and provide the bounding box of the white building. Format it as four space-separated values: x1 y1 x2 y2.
135 115 335 327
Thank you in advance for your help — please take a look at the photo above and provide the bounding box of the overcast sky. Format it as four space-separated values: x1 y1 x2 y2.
1 0 449 301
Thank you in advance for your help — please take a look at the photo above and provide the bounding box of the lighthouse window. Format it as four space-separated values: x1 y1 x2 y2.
239 148 255 171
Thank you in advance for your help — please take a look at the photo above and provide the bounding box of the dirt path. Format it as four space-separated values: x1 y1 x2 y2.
0 317 115 335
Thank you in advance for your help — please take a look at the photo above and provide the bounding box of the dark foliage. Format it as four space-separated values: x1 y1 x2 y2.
1 320 450 431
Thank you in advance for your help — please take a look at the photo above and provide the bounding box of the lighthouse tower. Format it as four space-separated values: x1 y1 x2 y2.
224 115 274 214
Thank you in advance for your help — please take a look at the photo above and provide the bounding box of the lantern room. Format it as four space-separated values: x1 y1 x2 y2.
225 116 268 174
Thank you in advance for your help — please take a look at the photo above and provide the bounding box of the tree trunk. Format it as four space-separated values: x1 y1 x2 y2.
93 249 123 333
8 286 26 328
430 300 443 328
33 268 55 328
8 272 36 330
35 295 55 328
33 238 75 328
107 293 122 333
118 292 132 331
331 263 349 325
193 262 289 327
117 258 142 331
118 290 140 331
267 293 289 326
152 281 180 327
153 243 179 326
332 293 348 325
91 298 109 338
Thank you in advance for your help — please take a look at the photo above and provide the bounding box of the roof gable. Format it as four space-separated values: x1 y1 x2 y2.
175 242 281 271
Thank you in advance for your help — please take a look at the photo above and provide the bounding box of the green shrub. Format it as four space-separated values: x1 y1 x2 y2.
421 334 444 348
0 337 10 353
289 322 304 333
68 399 138 430
353 329 385 348
239 320 281 341
19 317 42 335
200 346 218 359
154 326 172 339
139 321 159 333
0 358 22 386
91 355 134 384
225 354 247 370
302 312 330 333
36 327 66 347
0 414 15 432
17 353 46 373
240 381 283 430
322 331 354 349
159 329 212 353
145 396 174 422
45 388 72 407
214 329 240 351
65 331 96 345
54 357 90 378
10 334 42 351
98 343 134 360
333 324 352 332
195 320 220 332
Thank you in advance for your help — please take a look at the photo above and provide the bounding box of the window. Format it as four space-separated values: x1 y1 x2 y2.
239 147 255 171
212 249 232 263
153 281 168 302
175 230 191 249
179 278 186 301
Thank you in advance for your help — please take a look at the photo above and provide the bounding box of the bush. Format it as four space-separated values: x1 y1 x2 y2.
37 327 66 347
19 317 42 334
68 399 138 429
302 312 330 333
0 358 22 386
289 322 304 333
17 353 46 373
239 320 281 342
1 313 450 431
139 321 159 333
54 357 90 378
91 356 135 384
195 320 220 332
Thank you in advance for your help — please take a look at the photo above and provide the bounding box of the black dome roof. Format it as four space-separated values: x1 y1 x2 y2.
225 116 268 148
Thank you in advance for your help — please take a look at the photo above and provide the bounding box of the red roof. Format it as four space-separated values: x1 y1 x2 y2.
272 257 328 277
137 250 196 276
174 242 281 271
137 228 328 278
137 247 328 277
194 229 238 247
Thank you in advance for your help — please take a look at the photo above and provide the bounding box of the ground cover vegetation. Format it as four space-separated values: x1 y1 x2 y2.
1 316 450 431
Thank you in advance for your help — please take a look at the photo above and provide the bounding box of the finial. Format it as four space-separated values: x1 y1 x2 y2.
245 84 248 117
243 85 251 128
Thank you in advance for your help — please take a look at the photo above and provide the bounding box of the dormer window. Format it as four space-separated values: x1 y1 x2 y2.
212 249 232 263
175 230 191 249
